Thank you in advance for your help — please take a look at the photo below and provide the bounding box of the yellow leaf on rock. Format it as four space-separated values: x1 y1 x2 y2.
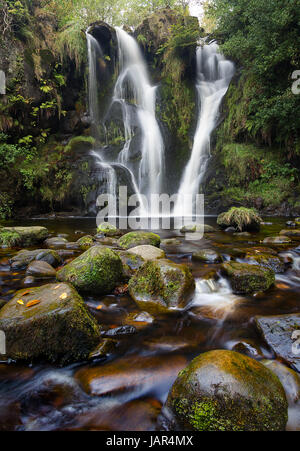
26 300 41 308
59 293 68 300
17 300 24 305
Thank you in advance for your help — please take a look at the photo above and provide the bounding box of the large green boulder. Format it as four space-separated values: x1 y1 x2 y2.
217 207 262 232
0 226 49 248
118 232 161 250
222 262 275 294
0 283 100 364
57 246 123 294
128 259 195 314
164 350 288 431
97 223 121 237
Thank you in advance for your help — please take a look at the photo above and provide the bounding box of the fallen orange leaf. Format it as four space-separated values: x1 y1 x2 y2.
276 283 289 290
96 305 103 310
26 300 41 308
21 291 31 296
17 300 24 305
54 285 61 290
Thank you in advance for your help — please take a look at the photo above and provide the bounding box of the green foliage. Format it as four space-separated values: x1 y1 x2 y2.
217 206 262 231
0 192 13 220
157 22 201 56
205 0 300 153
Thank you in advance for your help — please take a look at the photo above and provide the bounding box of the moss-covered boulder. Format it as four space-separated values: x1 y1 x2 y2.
118 232 161 250
97 223 121 237
192 249 223 264
180 224 216 234
164 350 288 431
128 259 195 314
0 226 49 248
77 235 94 251
57 246 123 294
222 262 275 294
0 283 100 364
244 251 285 273
217 207 262 232
10 249 62 270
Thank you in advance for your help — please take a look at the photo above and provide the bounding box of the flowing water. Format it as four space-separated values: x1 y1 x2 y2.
0 217 299 431
174 42 235 216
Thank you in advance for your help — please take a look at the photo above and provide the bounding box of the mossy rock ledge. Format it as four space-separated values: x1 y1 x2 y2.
57 245 123 294
0 283 100 364
128 259 195 314
118 232 161 250
0 226 49 248
222 262 275 294
164 350 288 431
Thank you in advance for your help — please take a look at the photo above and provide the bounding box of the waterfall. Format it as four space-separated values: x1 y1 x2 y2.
113 27 165 214
86 32 103 127
174 42 234 217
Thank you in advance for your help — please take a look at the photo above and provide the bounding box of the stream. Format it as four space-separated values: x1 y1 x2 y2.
0 217 299 431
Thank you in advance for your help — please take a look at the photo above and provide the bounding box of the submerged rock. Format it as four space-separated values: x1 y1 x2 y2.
128 245 165 261
88 339 118 360
217 207 261 232
255 314 300 372
164 350 288 431
76 354 187 397
128 259 195 314
10 249 62 270
118 231 161 250
0 226 49 248
222 262 275 294
101 325 137 338
161 238 182 246
180 224 216 234
280 229 300 238
0 283 100 364
263 236 292 245
192 249 223 264
57 246 123 295
26 261 56 278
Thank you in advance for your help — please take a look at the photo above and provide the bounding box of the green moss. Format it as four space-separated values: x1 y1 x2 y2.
57 246 123 294
0 230 21 247
222 262 275 294
118 232 161 250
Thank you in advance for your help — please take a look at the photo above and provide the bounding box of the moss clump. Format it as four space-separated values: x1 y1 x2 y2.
97 223 121 237
1 226 49 246
0 283 100 364
0 230 22 247
128 259 195 314
57 246 123 295
118 232 161 250
222 261 275 294
217 207 262 232
166 350 288 431
244 252 285 274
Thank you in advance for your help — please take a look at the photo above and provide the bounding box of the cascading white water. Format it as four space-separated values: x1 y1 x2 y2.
86 32 103 127
113 27 165 214
174 42 235 217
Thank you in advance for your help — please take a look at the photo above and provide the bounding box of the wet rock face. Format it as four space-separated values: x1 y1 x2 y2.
10 249 62 270
118 251 145 279
26 261 56 278
57 246 123 295
243 251 285 273
263 236 291 245
192 249 223 264
222 262 275 294
255 314 300 372
0 283 100 364
0 226 49 248
127 245 165 261
128 259 195 314
118 232 161 250
164 350 288 431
